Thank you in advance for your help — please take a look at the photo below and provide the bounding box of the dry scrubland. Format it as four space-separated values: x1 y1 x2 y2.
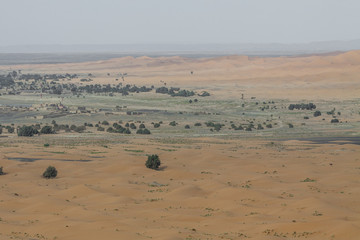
0 51 360 239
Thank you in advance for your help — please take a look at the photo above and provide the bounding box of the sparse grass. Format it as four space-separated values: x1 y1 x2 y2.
90 151 107 154
313 210 323 216
301 178 316 182
48 151 65 154
124 149 144 153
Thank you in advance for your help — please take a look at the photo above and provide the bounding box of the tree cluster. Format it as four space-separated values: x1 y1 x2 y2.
288 103 316 110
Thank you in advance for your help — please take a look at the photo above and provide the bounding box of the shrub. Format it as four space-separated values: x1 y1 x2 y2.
7 126 14 133
44 143 50 147
288 123 294 128
185 125 190 129
288 103 316 110
303 116 309 119
102 121 109 125
74 126 86 133
171 89 195 97
42 166 57 179
145 155 161 170
194 122 202 126
0 166 4 175
97 126 105 131
327 108 335 115
0 127 2 134
18 126 39 137
154 123 160 128
130 123 137 129
169 121 177 126
199 91 210 97
266 124 273 128
313 110 321 117
139 123 145 129
136 128 151 134
245 127 252 131
331 119 339 123
40 126 55 134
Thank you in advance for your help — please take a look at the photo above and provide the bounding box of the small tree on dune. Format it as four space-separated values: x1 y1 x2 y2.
145 155 161 170
43 166 57 179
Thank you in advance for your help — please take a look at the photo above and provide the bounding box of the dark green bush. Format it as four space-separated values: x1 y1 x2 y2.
43 166 57 179
194 122 202 126
139 123 145 129
40 126 55 134
313 110 321 117
199 91 210 97
18 126 39 137
331 119 339 123
74 126 86 133
102 121 109 125
136 128 151 134
185 125 190 129
0 166 4 175
145 155 161 170
44 143 50 147
169 121 177 126
7 126 14 133
288 103 316 110
97 126 105 131
327 108 335 115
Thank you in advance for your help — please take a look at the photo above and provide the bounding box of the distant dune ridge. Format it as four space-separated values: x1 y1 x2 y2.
1 40 360 54
1 50 359 100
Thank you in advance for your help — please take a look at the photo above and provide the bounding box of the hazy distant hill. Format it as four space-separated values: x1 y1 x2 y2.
1 40 360 55
1 40 360 65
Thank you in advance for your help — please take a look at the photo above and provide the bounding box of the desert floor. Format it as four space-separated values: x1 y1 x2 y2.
0 136 359 240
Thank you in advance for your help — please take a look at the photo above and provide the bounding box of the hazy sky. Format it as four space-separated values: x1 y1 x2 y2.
1 0 359 46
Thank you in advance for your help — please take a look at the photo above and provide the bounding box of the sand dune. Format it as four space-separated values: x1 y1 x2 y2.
1 50 359 99
0 138 359 239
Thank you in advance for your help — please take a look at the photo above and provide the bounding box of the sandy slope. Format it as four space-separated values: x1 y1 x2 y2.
0 137 359 239
1 51 359 99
